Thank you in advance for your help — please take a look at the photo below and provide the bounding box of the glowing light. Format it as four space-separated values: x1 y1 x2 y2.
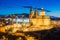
41 8 44 9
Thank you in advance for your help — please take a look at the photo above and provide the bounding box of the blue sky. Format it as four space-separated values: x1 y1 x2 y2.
0 0 60 17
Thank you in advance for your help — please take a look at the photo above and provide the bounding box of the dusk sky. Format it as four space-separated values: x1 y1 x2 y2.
0 0 60 17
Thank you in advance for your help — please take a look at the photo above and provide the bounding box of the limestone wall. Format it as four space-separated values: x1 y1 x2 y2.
44 19 50 26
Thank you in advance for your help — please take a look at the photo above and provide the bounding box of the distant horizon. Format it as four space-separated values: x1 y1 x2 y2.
0 13 60 18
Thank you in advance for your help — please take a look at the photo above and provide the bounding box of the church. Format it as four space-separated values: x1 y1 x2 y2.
29 7 51 26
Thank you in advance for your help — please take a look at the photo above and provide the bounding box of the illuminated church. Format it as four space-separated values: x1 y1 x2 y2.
29 7 51 26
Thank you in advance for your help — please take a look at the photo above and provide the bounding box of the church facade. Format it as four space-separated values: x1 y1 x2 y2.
29 7 51 26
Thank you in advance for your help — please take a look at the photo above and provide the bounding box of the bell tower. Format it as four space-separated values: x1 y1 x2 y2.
29 7 34 24
29 7 34 18
33 8 38 18
40 8 46 16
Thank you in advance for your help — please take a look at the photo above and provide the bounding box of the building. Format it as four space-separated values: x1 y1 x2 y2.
29 8 51 26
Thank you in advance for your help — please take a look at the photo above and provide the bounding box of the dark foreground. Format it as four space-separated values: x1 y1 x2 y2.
0 27 60 40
